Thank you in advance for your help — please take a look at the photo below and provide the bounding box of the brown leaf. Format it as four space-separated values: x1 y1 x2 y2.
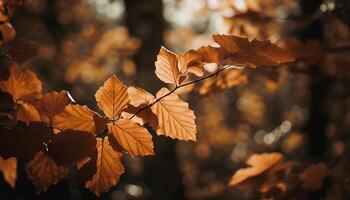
155 47 204 85
196 46 225 65
127 86 154 107
48 130 96 166
0 62 42 101
16 101 40 124
150 87 197 141
213 35 294 68
95 75 129 120
0 156 17 188
7 42 39 63
25 151 69 193
0 122 52 162
52 104 108 134
229 152 283 186
299 162 328 191
199 69 247 96
0 22 15 44
37 91 72 123
82 137 124 196
108 119 154 156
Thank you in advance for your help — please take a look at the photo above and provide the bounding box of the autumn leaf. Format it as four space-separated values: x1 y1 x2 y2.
199 69 247 96
0 62 42 101
150 87 197 141
155 46 204 85
127 86 154 107
37 90 72 123
0 122 52 162
7 42 39 63
16 101 41 124
213 35 294 68
196 46 225 65
0 22 16 44
81 137 124 196
229 152 283 186
25 151 69 193
299 162 328 191
52 104 108 134
108 119 154 156
47 130 96 166
0 156 17 188
95 75 129 120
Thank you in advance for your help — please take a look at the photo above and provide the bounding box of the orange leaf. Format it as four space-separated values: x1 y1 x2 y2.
95 75 129 120
213 35 294 68
25 151 69 193
0 22 16 44
155 47 204 85
108 119 154 156
127 86 154 107
16 102 41 124
37 91 72 123
52 104 108 134
299 162 328 191
82 137 124 196
48 130 96 166
196 46 225 65
0 156 17 188
0 62 42 101
150 87 197 141
229 152 283 186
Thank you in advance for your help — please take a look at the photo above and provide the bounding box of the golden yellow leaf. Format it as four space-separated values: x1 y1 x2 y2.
108 119 154 156
150 87 197 141
84 137 124 196
37 91 72 122
52 104 108 134
25 151 69 193
0 156 17 188
95 75 129 120
16 102 41 124
229 152 283 186
299 162 328 191
213 35 294 68
0 62 42 101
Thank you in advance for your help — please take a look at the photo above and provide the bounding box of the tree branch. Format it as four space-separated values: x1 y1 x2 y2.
129 65 232 120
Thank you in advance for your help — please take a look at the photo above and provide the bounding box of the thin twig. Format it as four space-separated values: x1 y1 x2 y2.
129 65 231 120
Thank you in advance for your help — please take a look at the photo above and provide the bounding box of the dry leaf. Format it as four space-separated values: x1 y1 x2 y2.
0 22 15 44
0 62 42 101
7 42 39 63
213 35 294 68
37 91 72 123
0 156 17 188
108 119 154 156
52 104 108 134
95 75 129 120
196 46 225 65
16 101 40 124
83 137 124 196
127 86 154 107
299 162 328 191
48 130 96 166
150 87 197 141
155 47 204 85
229 152 283 186
25 151 69 193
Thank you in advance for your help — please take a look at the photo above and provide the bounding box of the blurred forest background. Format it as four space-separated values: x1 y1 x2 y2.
1 0 350 199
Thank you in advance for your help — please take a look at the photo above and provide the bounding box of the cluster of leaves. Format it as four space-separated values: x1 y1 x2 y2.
0 0 295 196
229 152 330 199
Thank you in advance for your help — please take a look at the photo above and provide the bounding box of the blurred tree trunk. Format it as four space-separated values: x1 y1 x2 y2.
124 1 185 200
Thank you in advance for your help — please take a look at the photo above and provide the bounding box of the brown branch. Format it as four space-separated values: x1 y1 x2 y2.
129 66 230 120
